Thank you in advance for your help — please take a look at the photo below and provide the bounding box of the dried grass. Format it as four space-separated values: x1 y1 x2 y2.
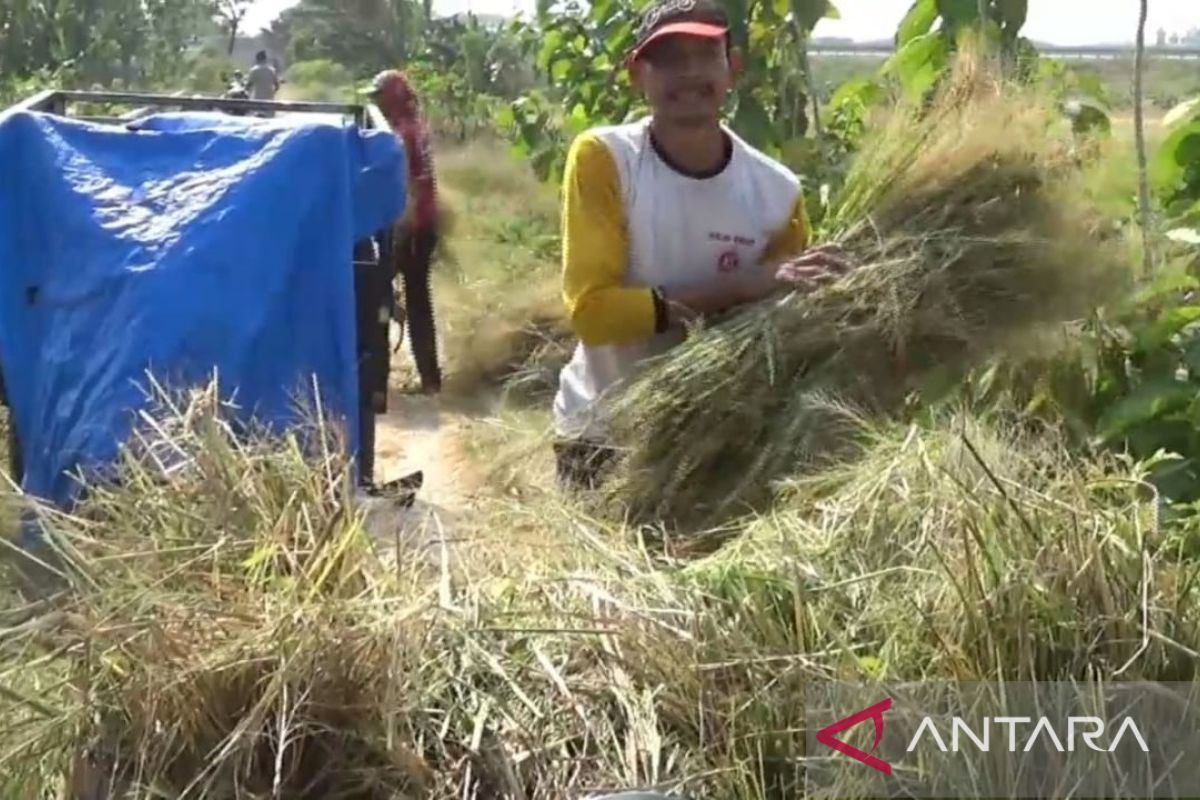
2 383 1196 799
0 383 439 798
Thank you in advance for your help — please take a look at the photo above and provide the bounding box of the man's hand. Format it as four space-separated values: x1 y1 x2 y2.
662 244 857 327
776 243 854 288
736 244 856 304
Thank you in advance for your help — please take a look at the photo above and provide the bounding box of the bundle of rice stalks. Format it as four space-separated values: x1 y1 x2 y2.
596 53 1131 531
682 406 1200 679
0 383 438 799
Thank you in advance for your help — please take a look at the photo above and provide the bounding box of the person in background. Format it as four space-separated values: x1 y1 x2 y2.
224 70 248 99
551 0 852 491
366 69 443 394
246 50 279 101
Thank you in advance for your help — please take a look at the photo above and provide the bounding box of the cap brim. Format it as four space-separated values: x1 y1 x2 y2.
631 21 728 58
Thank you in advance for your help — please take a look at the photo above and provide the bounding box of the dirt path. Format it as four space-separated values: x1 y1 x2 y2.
358 386 490 556
375 394 472 511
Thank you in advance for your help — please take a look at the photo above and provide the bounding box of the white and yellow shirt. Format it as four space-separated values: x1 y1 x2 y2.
553 116 810 440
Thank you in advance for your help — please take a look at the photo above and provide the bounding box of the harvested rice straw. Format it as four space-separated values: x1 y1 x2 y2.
0 383 436 800
594 52 1130 532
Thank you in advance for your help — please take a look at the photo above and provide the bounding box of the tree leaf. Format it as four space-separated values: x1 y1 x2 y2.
565 102 589 136
882 31 947 101
731 93 772 149
1184 335 1200 375
1151 121 1200 196
588 0 614 23
536 28 564 71
790 0 836 32
1138 305 1200 351
493 104 515 129
935 0 979 29
1098 379 1196 441
1174 200 1200 227
995 0 1027 36
895 0 937 46
828 77 885 109
1145 455 1199 503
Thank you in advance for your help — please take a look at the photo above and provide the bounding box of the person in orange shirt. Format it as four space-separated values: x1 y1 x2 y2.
367 69 443 395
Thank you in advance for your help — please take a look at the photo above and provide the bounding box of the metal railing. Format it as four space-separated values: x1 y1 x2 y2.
11 89 384 130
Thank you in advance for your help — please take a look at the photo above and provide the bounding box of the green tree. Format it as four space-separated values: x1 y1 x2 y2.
278 0 424 76
1 0 211 90
883 0 1034 98
212 0 252 55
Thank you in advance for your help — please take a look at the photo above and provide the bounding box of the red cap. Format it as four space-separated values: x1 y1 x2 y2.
631 20 729 60
629 0 731 61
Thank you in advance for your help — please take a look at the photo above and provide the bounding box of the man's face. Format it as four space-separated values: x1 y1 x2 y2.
632 34 735 128
375 80 416 123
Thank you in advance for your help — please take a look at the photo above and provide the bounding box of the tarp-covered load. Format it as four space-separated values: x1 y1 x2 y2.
0 109 407 507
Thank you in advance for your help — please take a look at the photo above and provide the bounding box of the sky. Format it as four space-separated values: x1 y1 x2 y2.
243 0 1200 46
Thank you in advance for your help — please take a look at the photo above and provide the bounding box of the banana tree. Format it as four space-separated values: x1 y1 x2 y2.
883 0 1034 99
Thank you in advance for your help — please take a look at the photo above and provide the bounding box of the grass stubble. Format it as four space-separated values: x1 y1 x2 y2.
1 378 1197 798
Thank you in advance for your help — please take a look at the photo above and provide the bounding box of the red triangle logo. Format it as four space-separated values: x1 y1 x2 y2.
815 697 893 775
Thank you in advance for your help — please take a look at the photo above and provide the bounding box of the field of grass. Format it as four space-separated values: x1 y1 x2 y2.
3 364 1194 798
810 53 1200 112
432 138 567 403
3 82 1200 799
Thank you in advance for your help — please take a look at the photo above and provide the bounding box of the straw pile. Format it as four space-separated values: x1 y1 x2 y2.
595 54 1130 531
1 380 1194 798
0 384 437 799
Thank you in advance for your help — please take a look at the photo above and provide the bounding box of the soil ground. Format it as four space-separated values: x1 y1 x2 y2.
358 352 502 558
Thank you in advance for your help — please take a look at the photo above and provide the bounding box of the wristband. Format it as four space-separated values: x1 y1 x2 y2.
651 287 669 334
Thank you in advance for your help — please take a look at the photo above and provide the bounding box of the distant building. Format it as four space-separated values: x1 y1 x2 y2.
1163 27 1200 47
812 36 854 47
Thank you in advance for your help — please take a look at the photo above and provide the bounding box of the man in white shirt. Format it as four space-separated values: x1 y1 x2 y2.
551 0 851 491
246 51 279 101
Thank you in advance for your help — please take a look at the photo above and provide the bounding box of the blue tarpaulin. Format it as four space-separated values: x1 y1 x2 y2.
0 108 406 508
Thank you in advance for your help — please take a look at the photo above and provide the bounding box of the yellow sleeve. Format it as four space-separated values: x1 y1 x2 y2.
760 192 811 264
561 132 660 347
